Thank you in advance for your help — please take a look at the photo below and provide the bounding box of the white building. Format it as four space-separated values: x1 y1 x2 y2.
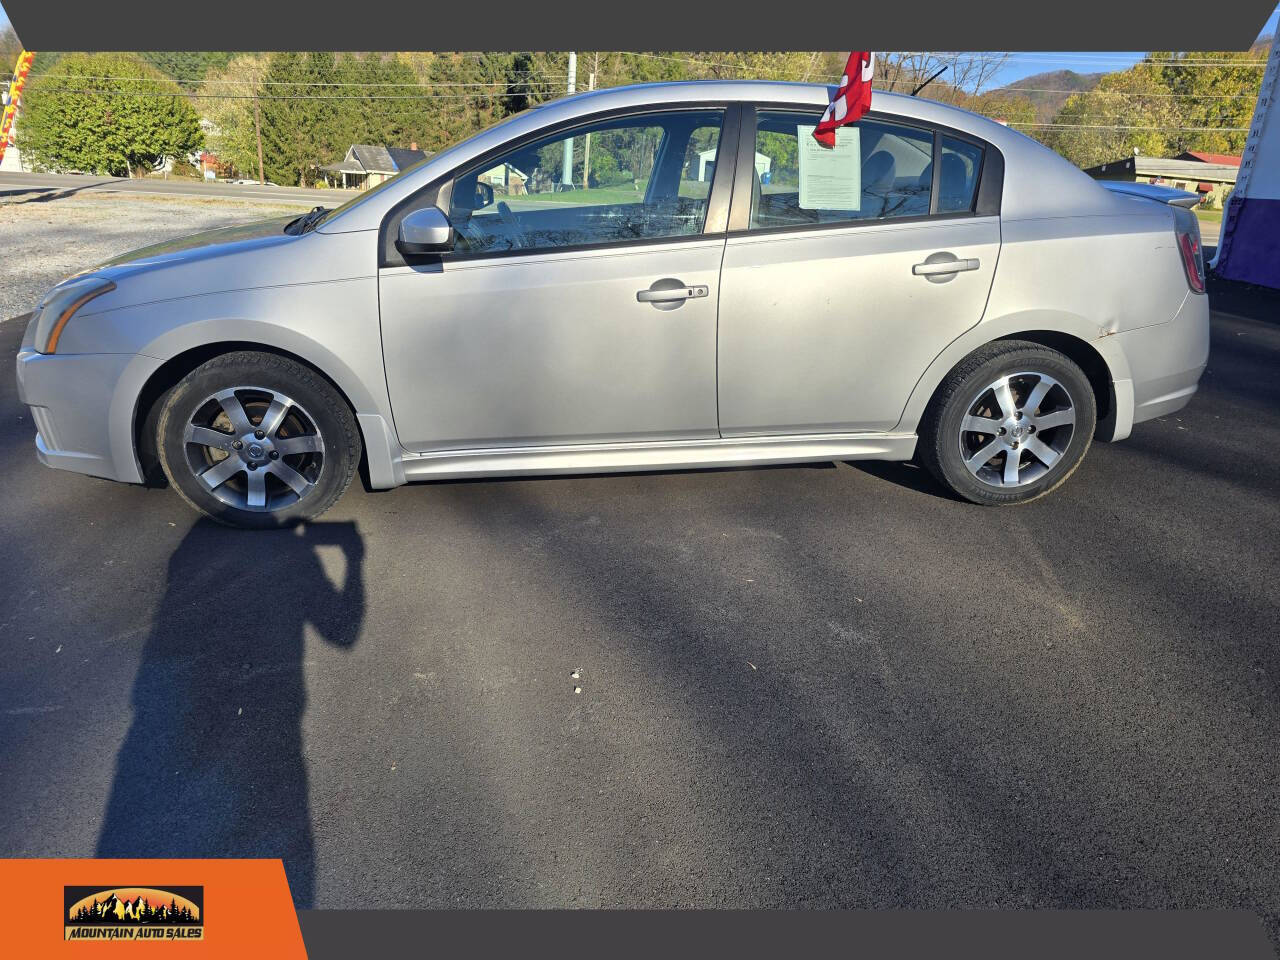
697 148 771 182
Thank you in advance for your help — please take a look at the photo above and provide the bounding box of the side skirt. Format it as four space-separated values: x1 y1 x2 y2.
397 433 918 484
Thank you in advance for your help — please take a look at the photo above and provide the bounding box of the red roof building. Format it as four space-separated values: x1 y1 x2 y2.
1176 151 1242 167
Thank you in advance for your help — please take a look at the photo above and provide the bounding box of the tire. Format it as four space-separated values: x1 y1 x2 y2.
156 351 361 529
918 340 1097 506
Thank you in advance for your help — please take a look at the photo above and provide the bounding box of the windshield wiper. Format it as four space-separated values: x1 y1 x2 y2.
286 205 330 235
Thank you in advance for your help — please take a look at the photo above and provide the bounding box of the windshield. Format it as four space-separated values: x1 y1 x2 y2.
317 105 546 228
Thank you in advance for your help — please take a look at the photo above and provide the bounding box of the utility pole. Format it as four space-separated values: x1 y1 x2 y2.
582 63 596 190
254 94 266 186
561 52 576 186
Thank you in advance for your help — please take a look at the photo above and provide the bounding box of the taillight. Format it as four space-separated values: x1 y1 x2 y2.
1173 206 1206 295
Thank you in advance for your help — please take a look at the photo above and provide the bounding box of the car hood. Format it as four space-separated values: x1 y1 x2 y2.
85 214 302 278
43 211 378 321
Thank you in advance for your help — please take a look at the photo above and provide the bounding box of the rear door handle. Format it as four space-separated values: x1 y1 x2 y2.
913 257 980 277
637 283 709 303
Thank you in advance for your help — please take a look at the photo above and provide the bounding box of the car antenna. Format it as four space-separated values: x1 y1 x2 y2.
911 65 948 97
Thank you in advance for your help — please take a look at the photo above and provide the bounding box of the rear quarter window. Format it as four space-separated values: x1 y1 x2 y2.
937 135 984 214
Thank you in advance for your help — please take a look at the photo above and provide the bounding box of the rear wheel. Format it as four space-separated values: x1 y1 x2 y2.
918 341 1096 505
156 351 360 528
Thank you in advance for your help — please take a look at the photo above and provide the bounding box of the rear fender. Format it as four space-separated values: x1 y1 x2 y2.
894 309 1135 441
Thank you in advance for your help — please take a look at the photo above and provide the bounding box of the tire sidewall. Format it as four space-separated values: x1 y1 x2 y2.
933 348 1097 505
157 354 357 529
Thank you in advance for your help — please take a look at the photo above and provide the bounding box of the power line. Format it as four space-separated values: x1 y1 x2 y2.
985 87 1258 100
17 89 1258 133
19 86 562 101
1007 122 1250 130
890 51 1270 65
18 81 1262 111
27 73 568 88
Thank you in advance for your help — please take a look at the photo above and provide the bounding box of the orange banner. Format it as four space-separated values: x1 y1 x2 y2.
0 859 306 957
0 50 36 166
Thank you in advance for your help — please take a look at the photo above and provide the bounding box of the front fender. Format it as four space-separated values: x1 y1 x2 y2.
74 279 401 486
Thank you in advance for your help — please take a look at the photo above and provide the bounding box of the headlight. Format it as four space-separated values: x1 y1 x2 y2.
32 277 117 354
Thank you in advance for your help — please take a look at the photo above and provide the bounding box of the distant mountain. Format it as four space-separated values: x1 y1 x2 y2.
995 70 1106 123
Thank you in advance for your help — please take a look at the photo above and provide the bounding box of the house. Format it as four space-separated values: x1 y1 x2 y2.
1176 150 1243 167
697 147 771 183
475 161 530 195
1083 152 1240 207
320 142 431 190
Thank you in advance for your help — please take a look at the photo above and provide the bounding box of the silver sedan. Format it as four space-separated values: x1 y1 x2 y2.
16 81 1210 528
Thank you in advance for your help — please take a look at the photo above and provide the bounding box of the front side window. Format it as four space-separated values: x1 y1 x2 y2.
449 110 724 255
750 111 935 229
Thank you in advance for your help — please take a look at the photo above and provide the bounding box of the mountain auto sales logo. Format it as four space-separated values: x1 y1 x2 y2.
63 885 204 941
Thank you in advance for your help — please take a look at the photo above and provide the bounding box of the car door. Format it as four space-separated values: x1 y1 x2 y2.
378 105 738 453
717 106 1002 436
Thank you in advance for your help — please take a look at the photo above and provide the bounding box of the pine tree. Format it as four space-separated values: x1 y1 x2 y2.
258 51 342 186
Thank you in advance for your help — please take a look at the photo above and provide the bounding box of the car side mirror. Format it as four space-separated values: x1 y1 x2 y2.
397 207 454 253
474 182 495 210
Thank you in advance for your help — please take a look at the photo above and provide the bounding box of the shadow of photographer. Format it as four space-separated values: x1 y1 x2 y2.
95 519 365 907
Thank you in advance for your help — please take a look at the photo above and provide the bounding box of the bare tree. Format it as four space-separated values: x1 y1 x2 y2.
876 52 1010 100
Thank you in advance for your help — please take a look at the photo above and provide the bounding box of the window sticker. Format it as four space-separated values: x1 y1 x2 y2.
797 124 861 210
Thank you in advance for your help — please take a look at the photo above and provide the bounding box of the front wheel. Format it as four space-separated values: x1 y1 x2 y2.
918 341 1097 506
156 351 361 529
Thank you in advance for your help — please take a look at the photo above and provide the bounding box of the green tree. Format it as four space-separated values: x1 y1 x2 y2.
139 52 235 91
1045 60 1182 167
0 25 22 72
19 52 203 176
417 52 521 153
257 51 341 186
202 52 271 179
1154 47 1268 155
961 91 1038 130
1044 47 1269 167
333 53 429 152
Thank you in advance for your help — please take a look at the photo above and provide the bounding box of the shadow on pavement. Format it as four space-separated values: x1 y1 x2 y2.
0 178 128 205
845 458 954 500
1209 276 1280 326
95 519 365 907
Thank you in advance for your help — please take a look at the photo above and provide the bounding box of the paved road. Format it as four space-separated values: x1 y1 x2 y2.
1 294 1279 935
0 170 352 206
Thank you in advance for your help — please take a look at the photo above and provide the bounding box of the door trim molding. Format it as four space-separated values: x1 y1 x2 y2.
397 432 917 483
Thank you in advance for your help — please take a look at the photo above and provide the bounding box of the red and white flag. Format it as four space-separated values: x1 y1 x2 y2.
813 52 874 148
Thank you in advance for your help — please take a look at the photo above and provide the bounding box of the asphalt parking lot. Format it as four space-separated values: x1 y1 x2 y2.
1 195 1279 938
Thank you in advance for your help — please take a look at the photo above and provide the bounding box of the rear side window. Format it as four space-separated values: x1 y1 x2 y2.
936 135 984 213
750 111 934 229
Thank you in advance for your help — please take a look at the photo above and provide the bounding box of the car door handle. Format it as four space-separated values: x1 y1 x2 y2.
637 283 709 303
912 257 980 276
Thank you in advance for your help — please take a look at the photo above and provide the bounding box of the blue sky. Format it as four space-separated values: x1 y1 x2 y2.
992 6 1278 83
2 0 1278 86
994 52 1148 84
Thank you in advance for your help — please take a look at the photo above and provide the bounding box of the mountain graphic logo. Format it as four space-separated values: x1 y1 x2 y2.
64 886 204 941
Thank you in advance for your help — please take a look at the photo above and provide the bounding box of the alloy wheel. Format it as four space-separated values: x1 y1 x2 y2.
957 371 1077 488
181 386 326 512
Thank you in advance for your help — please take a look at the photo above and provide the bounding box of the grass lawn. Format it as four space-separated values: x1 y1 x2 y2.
1194 206 1224 243
1194 207 1223 226
510 185 649 206
501 178 712 209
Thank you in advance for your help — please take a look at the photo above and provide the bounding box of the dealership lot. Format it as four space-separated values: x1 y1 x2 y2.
2 192 1278 934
